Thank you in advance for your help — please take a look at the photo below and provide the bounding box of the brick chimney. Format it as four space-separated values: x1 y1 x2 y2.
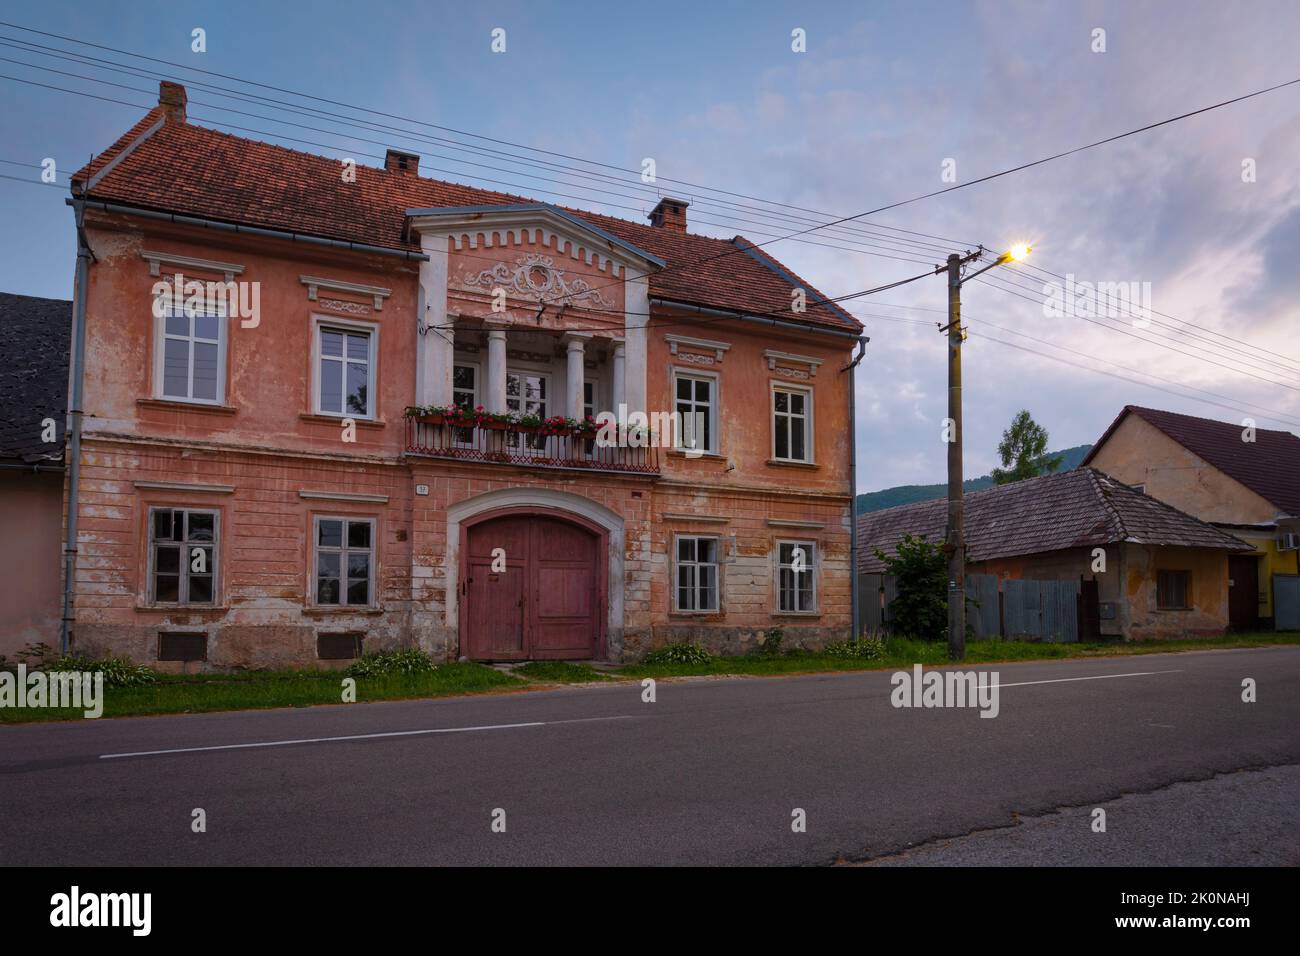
649 196 689 232
158 81 187 123
385 148 420 175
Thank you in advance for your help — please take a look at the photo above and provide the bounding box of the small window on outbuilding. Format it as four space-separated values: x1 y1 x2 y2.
1157 570 1190 610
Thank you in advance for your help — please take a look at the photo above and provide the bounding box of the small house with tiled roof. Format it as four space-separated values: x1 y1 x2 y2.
856 468 1251 641
1084 405 1300 630
60 81 864 668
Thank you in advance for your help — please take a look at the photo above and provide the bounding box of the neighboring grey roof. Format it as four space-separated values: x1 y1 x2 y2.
0 292 71 463
1084 405 1300 518
856 467 1251 572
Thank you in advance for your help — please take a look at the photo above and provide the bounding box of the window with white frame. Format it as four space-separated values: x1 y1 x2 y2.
506 369 548 450
452 362 479 443
149 507 218 605
675 535 719 612
314 516 375 607
777 540 817 613
673 371 716 454
156 301 225 404
772 384 812 462
316 324 375 418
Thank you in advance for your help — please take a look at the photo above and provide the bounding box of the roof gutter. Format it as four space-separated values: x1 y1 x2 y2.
66 198 429 262
648 297 861 339
0 461 64 473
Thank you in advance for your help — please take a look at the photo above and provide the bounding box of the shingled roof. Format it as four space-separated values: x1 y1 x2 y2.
856 467 1250 573
1083 405 1300 518
0 292 71 464
72 93 861 334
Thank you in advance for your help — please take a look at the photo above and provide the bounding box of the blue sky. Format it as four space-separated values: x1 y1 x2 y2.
2 0 1299 491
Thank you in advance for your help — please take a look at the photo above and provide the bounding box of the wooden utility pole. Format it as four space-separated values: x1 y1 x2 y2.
945 252 966 661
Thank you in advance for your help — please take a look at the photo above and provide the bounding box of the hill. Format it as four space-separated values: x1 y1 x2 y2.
855 444 1093 514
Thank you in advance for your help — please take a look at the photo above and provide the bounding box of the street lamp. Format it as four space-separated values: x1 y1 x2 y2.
940 244 1031 661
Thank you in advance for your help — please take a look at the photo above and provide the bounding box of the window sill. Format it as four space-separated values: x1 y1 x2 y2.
138 398 237 415
136 604 229 613
767 458 818 469
299 413 387 429
666 449 724 461
302 606 385 616
772 611 822 618
669 610 724 619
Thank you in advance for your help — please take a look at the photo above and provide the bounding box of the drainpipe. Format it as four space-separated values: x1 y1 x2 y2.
60 195 92 655
844 336 868 640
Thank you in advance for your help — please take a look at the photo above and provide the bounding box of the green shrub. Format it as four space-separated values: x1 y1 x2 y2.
45 654 158 687
643 642 711 666
344 648 439 678
751 627 784 658
822 636 887 660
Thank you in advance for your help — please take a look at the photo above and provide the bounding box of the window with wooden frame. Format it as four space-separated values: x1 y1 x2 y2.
148 507 218 605
314 319 377 419
672 370 717 454
153 296 227 405
675 535 720 612
772 383 813 463
1157 569 1190 610
313 516 376 607
776 540 817 613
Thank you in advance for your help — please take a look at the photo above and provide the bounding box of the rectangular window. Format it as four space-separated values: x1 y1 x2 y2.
452 362 479 444
314 517 375 607
676 535 719 612
773 385 811 462
157 632 208 662
1157 570 1190 610
317 325 375 418
157 305 225 403
506 369 548 450
777 541 817 613
674 371 716 454
149 507 217 605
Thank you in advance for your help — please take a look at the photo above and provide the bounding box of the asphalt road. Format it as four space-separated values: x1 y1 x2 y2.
0 647 1296 866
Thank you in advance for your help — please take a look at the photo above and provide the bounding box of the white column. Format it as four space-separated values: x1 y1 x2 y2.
610 338 626 415
624 270 649 415
417 232 452 406
486 326 508 414
564 333 588 419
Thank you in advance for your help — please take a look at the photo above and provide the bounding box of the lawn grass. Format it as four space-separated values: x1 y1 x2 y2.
513 661 612 683
619 632 1300 679
0 661 524 724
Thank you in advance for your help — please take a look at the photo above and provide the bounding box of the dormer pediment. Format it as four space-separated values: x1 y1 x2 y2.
405 203 665 279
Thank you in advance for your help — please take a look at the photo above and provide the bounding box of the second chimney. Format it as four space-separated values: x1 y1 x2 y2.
159 81 187 123
649 196 689 232
384 148 420 175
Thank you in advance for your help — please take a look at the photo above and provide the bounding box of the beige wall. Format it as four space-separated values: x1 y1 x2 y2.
0 470 64 657
1089 415 1277 524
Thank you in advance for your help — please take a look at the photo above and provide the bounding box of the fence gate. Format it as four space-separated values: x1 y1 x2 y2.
1003 578 1080 642
967 574 1001 638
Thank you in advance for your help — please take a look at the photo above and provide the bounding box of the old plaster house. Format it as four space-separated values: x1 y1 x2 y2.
61 82 863 668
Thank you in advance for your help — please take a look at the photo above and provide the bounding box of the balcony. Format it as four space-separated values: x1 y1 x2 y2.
405 412 660 475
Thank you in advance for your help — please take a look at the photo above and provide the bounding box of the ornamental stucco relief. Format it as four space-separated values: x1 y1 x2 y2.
461 253 613 309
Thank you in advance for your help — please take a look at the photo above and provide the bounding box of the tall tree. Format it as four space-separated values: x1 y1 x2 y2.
991 410 1063 485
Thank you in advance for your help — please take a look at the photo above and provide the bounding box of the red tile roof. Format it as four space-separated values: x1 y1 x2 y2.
1083 405 1300 517
73 105 861 334
856 467 1250 573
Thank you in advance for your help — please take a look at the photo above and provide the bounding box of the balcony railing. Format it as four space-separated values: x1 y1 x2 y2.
405 415 660 475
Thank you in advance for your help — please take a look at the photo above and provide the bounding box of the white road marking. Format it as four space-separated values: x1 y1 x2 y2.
99 714 638 760
988 669 1182 690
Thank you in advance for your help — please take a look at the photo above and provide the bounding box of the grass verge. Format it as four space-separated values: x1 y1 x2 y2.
513 661 612 683
0 662 524 724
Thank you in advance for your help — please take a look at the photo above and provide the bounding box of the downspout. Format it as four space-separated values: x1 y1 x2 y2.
60 193 93 654
844 336 868 640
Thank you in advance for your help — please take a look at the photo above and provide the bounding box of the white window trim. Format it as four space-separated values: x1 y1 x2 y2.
312 314 379 420
147 506 220 606
771 380 814 464
775 538 818 614
452 357 482 410
673 533 721 613
671 366 720 455
311 515 378 608
152 294 228 405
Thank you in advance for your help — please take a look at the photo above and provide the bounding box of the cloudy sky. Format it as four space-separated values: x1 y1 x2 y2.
2 0 1298 491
